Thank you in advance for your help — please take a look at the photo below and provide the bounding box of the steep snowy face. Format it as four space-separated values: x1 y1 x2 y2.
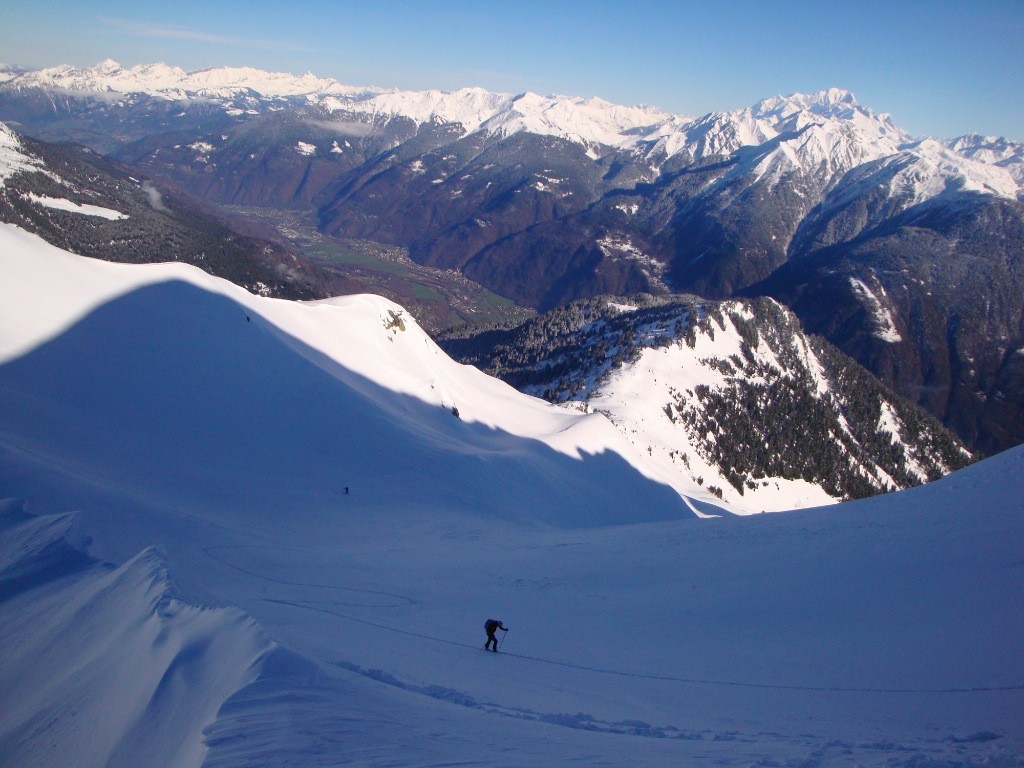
634 89 912 184
644 109 776 162
0 121 45 186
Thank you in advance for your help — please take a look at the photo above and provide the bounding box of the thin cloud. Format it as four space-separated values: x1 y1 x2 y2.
303 118 376 138
100 18 301 51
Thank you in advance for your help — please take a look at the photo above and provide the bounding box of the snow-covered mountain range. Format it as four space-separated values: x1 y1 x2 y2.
2 58 369 101
1 222 1021 767
2 60 1022 457
4 60 1020 194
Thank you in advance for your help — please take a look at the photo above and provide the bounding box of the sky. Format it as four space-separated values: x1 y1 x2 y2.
1 0 1022 140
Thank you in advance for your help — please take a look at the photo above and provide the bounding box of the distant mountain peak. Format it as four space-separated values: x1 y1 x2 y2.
759 86 855 110
93 58 122 72
804 87 859 109
750 88 899 132
8 59 353 100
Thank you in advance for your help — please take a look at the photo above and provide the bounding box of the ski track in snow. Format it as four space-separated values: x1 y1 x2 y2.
265 595 1024 696
210 537 1024 697
203 545 416 608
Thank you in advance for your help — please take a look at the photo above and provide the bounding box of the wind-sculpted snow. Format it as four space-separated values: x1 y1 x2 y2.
0 501 273 768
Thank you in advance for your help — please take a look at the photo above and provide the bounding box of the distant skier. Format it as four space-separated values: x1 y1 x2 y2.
483 618 508 652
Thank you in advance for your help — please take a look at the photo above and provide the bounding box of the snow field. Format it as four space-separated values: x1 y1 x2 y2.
0 225 1021 766
24 192 128 220
0 504 273 768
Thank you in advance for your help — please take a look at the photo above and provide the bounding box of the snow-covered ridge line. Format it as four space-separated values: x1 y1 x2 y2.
328 87 673 150
0 500 275 768
945 133 1024 185
0 222 708 519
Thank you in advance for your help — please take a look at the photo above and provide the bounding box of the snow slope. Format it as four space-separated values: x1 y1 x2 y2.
0 226 1021 766
0 501 274 768
0 223 698 527
0 121 46 186
583 302 859 512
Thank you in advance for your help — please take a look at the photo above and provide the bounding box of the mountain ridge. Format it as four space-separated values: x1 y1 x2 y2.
10 59 1023 167
439 294 971 511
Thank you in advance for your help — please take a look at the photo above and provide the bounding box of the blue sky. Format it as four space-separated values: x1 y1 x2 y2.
2 0 1022 140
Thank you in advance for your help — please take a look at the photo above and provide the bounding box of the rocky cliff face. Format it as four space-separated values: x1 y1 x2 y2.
749 195 1024 455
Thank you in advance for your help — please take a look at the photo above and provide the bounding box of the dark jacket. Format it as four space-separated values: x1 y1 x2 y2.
484 619 507 635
